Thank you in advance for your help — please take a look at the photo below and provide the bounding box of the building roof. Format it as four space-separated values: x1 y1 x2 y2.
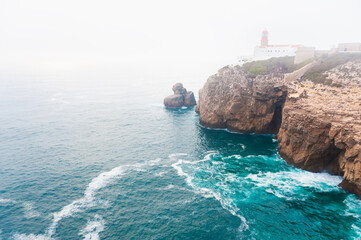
259 44 302 48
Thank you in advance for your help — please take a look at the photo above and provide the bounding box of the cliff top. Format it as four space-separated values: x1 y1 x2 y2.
242 56 313 77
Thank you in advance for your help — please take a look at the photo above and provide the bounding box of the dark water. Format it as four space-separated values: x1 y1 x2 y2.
0 77 360 240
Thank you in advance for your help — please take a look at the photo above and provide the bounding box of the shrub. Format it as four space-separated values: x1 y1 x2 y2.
242 56 313 77
303 53 361 85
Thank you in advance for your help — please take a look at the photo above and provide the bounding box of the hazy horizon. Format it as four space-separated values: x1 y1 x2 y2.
1 0 361 79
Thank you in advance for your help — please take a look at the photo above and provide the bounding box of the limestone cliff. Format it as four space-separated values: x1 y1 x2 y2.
196 65 287 134
196 54 361 198
278 56 361 197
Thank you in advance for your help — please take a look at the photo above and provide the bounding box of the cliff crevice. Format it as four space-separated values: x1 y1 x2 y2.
196 54 361 198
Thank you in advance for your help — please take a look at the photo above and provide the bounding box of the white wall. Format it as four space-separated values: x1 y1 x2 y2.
254 46 298 60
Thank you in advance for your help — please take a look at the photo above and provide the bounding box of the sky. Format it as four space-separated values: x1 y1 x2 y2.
0 0 360 79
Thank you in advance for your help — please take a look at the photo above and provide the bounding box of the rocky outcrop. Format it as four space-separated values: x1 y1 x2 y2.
196 65 287 134
277 60 361 196
164 83 196 108
196 55 361 198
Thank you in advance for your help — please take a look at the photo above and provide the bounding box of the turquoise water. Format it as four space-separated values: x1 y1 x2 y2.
0 76 361 240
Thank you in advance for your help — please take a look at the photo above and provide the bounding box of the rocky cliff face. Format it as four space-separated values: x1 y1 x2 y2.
196 54 361 198
196 65 287 134
278 59 361 196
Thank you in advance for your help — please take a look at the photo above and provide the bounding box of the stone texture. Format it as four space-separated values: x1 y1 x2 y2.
196 65 287 134
184 91 196 107
164 94 184 108
277 62 361 196
196 57 361 198
164 83 196 108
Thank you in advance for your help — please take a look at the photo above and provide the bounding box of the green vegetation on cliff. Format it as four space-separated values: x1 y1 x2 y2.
242 56 313 77
302 53 361 86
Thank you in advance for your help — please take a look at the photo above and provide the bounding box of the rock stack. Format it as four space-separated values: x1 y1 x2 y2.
164 83 196 108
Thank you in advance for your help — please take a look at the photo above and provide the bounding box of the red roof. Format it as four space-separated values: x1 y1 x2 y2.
259 44 302 48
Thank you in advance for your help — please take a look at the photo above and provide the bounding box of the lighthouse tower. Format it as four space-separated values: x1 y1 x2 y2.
261 29 268 47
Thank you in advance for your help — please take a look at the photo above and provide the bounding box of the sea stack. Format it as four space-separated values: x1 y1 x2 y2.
164 83 196 108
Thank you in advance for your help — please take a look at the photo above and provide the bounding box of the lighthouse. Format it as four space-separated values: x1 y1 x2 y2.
253 29 301 61
261 29 268 47
238 29 315 65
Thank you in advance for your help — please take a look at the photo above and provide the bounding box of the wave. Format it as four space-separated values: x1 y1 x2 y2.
22 202 40 219
0 198 15 204
46 165 125 237
169 152 354 235
12 234 53 240
0 199 40 219
79 215 105 240
44 157 163 238
10 157 166 239
171 154 249 232
245 170 342 192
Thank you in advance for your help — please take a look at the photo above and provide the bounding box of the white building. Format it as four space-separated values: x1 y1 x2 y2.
238 30 316 65
253 29 300 61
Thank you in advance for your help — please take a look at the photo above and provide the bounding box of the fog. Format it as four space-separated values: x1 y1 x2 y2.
1 0 360 80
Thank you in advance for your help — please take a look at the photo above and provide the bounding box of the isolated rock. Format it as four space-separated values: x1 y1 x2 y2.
164 94 184 108
184 91 196 107
164 83 196 108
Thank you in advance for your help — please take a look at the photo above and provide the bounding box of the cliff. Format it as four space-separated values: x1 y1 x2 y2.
196 54 361 197
196 64 288 134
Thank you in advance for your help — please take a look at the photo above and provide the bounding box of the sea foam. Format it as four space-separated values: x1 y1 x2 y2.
46 158 164 237
171 153 249 231
79 215 105 240
46 165 125 237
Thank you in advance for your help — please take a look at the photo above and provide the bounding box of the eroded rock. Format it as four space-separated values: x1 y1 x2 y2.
196 55 361 198
164 83 196 108
196 65 287 134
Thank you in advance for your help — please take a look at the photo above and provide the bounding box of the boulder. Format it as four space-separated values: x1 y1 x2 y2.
164 94 184 108
164 83 196 108
184 91 196 107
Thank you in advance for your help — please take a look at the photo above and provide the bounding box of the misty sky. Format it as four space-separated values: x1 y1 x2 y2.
1 0 360 77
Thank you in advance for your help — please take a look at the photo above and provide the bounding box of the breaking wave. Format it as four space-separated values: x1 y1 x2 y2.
46 165 124 237
169 151 357 236
12 158 164 239
171 153 249 231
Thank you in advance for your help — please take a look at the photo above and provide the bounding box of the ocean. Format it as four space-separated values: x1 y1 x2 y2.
0 74 360 240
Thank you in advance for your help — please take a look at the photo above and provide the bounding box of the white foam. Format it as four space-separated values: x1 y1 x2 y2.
0 198 15 204
165 184 175 189
154 171 167 177
352 224 361 239
245 169 343 200
13 234 53 240
146 158 162 166
344 195 361 218
171 159 249 231
22 202 40 219
46 158 164 237
79 215 105 240
168 153 188 158
47 166 124 237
